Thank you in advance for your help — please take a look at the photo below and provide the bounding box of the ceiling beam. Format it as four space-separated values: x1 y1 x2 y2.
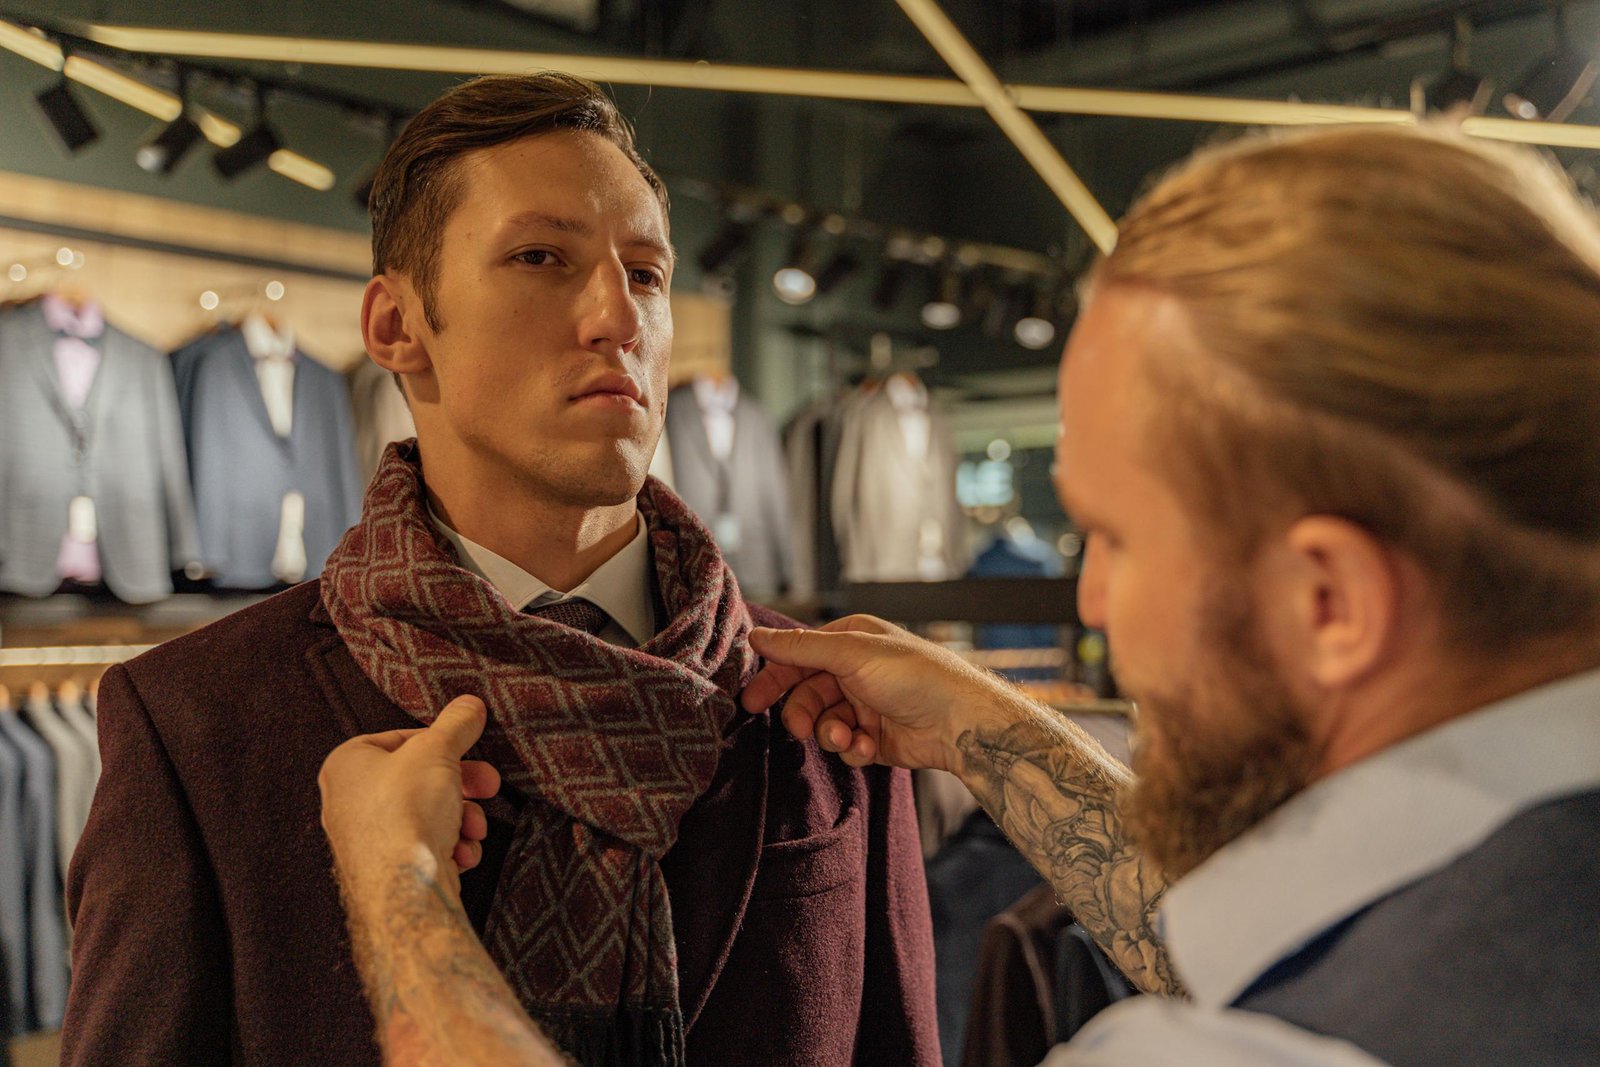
893 0 1116 252
74 21 1600 150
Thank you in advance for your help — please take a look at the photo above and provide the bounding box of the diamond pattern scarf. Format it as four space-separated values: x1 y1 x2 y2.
321 441 755 1065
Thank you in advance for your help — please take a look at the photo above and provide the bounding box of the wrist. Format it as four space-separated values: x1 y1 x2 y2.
338 841 458 922
944 675 1045 782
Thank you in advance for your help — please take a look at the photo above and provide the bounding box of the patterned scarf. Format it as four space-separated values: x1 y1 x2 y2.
322 441 755 1065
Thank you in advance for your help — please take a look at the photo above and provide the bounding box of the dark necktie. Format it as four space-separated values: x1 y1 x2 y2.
526 596 610 637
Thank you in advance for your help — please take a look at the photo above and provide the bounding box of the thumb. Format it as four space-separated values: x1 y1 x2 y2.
423 696 488 760
749 627 878 676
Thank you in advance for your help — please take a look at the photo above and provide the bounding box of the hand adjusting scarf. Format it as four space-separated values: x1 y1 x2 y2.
322 441 755 1065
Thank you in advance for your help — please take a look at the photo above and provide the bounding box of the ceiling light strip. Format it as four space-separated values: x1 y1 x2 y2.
894 0 1117 253
268 148 336 190
1011 84 1414 127
1462 114 1600 149
80 22 1434 130
0 17 63 69
63 54 183 121
67 26 1600 166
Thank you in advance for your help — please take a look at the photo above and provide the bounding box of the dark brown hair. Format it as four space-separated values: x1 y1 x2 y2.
1092 124 1600 650
368 72 667 330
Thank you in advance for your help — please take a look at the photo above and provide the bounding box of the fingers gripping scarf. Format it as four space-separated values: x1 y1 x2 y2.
322 442 755 1065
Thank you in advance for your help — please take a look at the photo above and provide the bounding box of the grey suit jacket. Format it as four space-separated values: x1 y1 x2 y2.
172 328 363 589
664 383 794 598
22 695 95 887
0 303 201 603
0 726 27 1037
0 714 69 1033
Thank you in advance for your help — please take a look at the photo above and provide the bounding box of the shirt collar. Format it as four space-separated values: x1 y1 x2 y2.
1160 666 1600 1009
241 311 295 362
427 508 657 646
691 375 739 413
41 293 104 340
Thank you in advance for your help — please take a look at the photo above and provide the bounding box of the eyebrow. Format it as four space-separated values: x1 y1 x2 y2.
503 211 676 267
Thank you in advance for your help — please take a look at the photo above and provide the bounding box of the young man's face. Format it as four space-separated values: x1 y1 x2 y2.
414 129 673 507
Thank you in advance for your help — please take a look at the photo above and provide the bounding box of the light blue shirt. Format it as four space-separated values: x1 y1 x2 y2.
1043 666 1600 1066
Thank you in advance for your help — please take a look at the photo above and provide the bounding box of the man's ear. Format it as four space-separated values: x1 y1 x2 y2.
362 273 432 378
1270 516 1403 693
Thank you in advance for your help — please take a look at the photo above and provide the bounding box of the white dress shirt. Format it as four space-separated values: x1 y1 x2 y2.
690 375 740 461
241 311 296 438
1044 666 1600 1067
428 509 657 648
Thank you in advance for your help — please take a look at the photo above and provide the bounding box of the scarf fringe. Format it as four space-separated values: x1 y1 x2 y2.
544 1003 686 1067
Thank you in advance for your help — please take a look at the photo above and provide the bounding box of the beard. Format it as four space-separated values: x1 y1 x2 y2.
1118 580 1321 882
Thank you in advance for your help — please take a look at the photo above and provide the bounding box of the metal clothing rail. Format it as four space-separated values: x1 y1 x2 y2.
0 644 154 668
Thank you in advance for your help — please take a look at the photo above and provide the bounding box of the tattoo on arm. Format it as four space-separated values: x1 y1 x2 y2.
339 859 570 1066
955 711 1184 997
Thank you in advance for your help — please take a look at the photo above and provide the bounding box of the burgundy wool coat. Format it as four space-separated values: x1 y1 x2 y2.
61 581 940 1066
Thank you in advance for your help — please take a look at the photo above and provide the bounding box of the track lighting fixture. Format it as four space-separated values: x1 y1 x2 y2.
35 79 99 153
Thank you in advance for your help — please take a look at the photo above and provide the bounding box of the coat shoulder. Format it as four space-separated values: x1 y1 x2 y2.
120 581 330 697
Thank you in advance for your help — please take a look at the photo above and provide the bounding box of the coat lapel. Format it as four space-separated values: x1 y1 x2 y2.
661 708 769 1032
224 328 290 451
18 303 74 431
303 591 415 738
82 326 125 440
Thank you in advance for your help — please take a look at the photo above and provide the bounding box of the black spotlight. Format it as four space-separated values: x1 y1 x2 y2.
137 113 205 174
813 251 861 296
1415 68 1493 117
1504 44 1598 122
35 80 99 154
214 122 281 179
872 260 913 311
1412 16 1493 118
697 220 754 277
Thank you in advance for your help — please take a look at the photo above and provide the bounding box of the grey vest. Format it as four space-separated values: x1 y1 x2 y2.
1235 789 1600 1066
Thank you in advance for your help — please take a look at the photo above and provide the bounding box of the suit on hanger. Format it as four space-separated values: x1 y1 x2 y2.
0 713 69 1033
0 726 28 1037
19 693 94 887
831 382 967 584
172 328 363 589
664 382 794 599
0 302 200 603
62 580 940 1066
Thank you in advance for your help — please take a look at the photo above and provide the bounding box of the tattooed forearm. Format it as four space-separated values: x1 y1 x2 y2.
338 856 569 1067
955 708 1183 997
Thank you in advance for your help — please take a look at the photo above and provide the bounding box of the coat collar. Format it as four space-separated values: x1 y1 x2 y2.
18 301 127 449
218 327 298 453
303 581 767 1029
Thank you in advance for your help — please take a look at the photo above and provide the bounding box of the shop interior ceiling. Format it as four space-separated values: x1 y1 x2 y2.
4 0 1598 396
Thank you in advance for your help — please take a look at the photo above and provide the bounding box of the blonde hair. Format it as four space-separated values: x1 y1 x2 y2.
1093 124 1600 648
